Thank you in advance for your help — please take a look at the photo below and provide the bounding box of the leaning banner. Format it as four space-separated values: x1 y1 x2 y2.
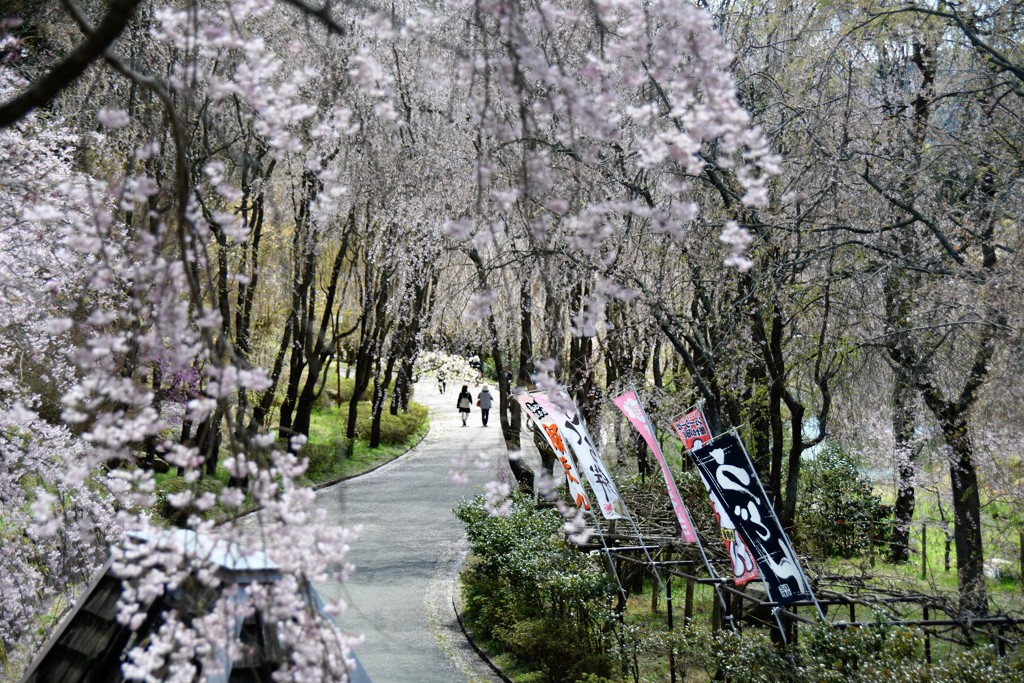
690 432 814 605
530 392 627 519
668 419 759 584
611 390 697 543
515 393 591 513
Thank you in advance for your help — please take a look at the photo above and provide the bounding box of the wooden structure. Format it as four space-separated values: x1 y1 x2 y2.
19 529 370 683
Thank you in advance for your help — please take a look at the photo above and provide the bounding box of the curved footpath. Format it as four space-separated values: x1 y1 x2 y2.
313 378 539 682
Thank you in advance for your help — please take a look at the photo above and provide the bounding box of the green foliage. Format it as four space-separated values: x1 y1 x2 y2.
303 438 353 480
798 447 890 558
482 357 497 381
154 473 225 525
317 377 356 409
659 622 1024 683
455 493 616 682
796 623 922 683
674 626 791 682
353 401 427 445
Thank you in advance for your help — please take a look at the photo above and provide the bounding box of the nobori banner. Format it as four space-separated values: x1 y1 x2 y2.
611 389 697 543
515 393 591 513
672 406 711 451
529 392 627 520
690 433 814 605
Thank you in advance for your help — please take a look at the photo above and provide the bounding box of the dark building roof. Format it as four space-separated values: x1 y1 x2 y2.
20 529 370 683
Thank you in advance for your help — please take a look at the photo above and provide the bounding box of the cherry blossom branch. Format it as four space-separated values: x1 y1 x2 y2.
860 166 966 267
59 0 200 306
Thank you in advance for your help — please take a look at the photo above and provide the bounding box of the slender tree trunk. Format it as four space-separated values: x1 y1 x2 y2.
468 248 532 491
370 350 397 448
781 402 805 531
288 222 353 436
249 312 293 433
652 338 663 388
347 275 390 440
890 367 916 562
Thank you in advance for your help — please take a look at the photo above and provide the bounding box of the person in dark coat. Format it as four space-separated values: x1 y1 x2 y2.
456 385 472 426
477 386 494 426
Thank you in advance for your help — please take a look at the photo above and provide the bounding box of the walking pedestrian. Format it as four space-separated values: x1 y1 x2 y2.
477 386 493 427
457 385 472 426
437 370 446 394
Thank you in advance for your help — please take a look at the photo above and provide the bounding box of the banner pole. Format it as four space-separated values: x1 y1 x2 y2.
626 387 741 634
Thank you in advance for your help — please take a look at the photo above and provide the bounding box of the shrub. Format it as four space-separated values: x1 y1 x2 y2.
797 623 922 683
661 625 790 683
798 446 889 558
318 377 356 408
455 493 616 682
303 438 352 481
354 402 427 445
154 474 224 525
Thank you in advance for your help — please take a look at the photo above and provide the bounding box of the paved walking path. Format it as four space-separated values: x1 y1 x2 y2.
313 378 539 682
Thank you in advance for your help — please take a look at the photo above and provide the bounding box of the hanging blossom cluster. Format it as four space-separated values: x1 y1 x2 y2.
455 0 778 331
0 70 118 665
0 1 403 678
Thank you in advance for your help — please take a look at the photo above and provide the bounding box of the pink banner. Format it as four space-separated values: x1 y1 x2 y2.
611 390 697 543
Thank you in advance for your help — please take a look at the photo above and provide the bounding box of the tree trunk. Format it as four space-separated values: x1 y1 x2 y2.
347 274 391 440
890 367 916 562
370 351 398 448
944 414 987 615
469 248 532 491
287 221 353 437
652 338 663 388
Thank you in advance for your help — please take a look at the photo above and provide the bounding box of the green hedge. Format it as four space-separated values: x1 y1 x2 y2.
303 437 353 480
353 402 428 445
455 493 616 682
655 621 1024 683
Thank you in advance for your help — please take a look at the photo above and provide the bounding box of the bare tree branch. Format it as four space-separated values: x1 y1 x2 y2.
0 0 142 129
278 0 347 37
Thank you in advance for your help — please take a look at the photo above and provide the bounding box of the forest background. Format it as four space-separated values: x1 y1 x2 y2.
0 0 1022 680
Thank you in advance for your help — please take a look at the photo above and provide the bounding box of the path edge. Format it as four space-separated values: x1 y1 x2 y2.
451 586 515 683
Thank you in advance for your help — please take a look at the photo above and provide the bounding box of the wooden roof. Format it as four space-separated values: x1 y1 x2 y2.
20 530 370 683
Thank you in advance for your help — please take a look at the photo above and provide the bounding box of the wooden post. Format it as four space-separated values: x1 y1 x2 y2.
651 567 660 613
1019 531 1024 582
684 578 694 625
921 524 928 580
666 574 676 683
925 606 933 663
791 605 798 647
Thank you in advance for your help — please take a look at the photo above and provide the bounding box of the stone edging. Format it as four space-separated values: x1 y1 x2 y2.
451 593 515 683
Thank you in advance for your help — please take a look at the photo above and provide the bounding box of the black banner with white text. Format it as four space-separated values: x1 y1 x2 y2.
690 433 814 605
